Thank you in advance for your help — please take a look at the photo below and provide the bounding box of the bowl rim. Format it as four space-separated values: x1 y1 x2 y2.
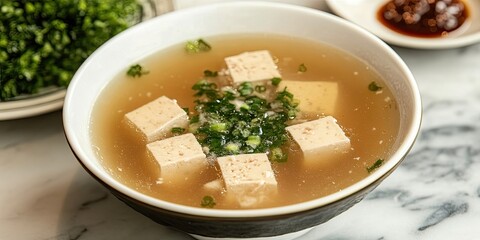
63 1 422 219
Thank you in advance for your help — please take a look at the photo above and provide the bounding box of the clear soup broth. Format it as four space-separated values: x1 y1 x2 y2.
91 34 399 209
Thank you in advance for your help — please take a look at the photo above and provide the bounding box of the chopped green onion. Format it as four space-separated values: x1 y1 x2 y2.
189 72 299 160
200 195 216 208
185 39 212 54
171 127 186 134
238 82 253 96
368 81 382 92
127 64 149 78
192 79 219 99
269 147 287 163
190 115 200 124
366 159 384 173
276 88 299 120
225 142 240 153
298 63 307 73
203 70 218 77
246 135 261 148
255 85 267 93
0 0 140 100
271 77 282 86
240 103 251 111
210 123 228 133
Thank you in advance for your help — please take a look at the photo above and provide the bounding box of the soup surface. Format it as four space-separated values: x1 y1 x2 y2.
91 34 400 209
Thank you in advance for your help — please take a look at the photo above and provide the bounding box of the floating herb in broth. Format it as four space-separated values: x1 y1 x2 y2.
90 34 400 209
127 64 149 78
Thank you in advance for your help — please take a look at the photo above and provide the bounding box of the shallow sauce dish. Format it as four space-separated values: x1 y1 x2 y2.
63 2 422 239
326 0 480 49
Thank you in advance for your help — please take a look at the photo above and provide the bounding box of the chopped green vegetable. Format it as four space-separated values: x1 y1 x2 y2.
127 64 149 78
246 135 261 148
368 81 383 92
238 82 254 96
0 0 141 100
366 159 384 173
269 147 288 163
192 79 219 99
171 127 186 135
298 63 307 73
200 195 216 208
189 75 298 160
276 88 299 120
225 142 240 154
255 85 267 93
189 115 200 124
210 122 228 133
271 77 282 86
203 70 218 77
185 39 211 54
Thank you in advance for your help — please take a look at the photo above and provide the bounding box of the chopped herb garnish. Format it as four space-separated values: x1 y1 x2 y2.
276 88 299 120
189 76 298 160
200 195 216 208
203 70 218 77
127 64 149 78
210 122 228 133
182 107 189 113
189 115 200 124
246 135 261 148
0 0 140 100
366 159 384 173
185 39 212 54
238 82 254 96
225 142 240 154
171 127 186 135
298 63 307 73
192 79 219 99
269 147 288 163
255 85 267 93
271 77 282 86
368 81 382 92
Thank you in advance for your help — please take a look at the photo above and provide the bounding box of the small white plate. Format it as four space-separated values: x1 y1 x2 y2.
326 0 480 49
0 88 66 121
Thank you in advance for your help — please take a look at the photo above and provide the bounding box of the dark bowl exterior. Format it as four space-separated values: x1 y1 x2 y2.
67 137 404 238
112 180 373 238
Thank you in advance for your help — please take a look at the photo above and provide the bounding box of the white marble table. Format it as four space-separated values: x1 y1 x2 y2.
2 2 480 240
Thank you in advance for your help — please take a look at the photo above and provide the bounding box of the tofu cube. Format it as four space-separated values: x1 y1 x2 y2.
147 133 207 182
225 50 281 84
278 80 338 116
217 153 277 208
286 116 350 162
125 96 188 142
203 179 224 193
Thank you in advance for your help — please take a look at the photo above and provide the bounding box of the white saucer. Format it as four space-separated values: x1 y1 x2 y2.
0 87 66 121
326 0 480 49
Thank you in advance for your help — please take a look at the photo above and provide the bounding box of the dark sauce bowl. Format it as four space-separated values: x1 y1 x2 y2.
327 0 480 49
63 2 422 239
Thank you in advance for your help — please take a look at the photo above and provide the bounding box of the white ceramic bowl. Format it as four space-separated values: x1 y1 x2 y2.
63 2 422 239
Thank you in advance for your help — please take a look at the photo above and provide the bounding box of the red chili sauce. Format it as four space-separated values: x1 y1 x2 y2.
378 0 469 38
